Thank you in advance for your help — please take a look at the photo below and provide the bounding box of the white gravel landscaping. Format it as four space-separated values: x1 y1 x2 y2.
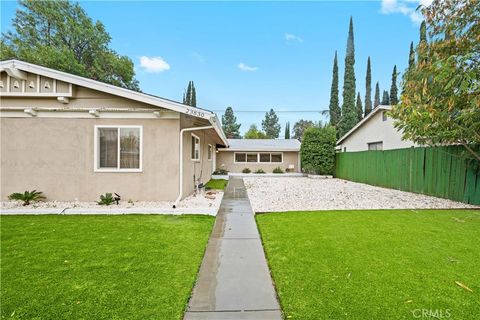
244 177 478 212
1 190 223 215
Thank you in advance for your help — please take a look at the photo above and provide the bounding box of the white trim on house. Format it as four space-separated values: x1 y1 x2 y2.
207 144 213 161
191 133 201 162
233 152 284 164
93 125 143 173
337 105 391 144
0 108 180 119
0 60 228 146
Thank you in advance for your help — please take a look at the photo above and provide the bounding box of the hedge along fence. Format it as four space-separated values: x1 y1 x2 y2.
335 145 480 205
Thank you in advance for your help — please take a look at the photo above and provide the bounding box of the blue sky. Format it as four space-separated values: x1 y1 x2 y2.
1 0 426 134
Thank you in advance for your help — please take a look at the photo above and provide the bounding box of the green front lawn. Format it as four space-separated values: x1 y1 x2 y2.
1 214 214 319
257 210 480 320
205 179 228 190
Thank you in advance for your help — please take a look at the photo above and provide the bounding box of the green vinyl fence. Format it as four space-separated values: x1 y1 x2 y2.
335 145 480 205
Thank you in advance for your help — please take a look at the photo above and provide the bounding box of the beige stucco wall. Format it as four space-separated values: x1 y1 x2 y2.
216 151 300 173
338 110 416 152
1 117 180 201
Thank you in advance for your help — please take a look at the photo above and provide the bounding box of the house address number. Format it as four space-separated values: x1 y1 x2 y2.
186 108 206 118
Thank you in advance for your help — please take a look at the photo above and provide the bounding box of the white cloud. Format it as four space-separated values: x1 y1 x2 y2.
285 33 304 43
237 63 258 72
380 0 432 24
139 56 170 73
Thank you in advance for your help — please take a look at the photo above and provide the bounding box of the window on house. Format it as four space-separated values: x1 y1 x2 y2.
343 147 347 152
208 144 213 161
235 153 246 163
247 153 258 162
382 111 388 121
368 141 383 151
97 126 141 171
191 134 200 160
271 153 283 163
259 153 271 162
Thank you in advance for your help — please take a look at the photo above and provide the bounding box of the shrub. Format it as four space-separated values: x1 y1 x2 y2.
254 169 266 174
8 190 46 206
242 168 251 174
98 193 115 206
213 168 228 175
300 125 337 175
272 167 284 174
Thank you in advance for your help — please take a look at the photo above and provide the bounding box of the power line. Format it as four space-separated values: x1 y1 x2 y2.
211 109 329 113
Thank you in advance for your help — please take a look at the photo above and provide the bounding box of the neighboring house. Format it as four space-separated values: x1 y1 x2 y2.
0 60 227 205
336 105 416 152
217 139 301 173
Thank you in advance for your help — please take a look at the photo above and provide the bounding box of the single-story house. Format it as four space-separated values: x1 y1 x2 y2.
336 105 416 152
217 139 301 173
0 60 301 204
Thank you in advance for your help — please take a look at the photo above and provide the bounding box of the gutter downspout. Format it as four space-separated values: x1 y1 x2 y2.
173 125 213 208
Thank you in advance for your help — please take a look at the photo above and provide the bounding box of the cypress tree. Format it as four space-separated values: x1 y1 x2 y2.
184 81 192 105
364 57 372 116
190 81 197 107
339 17 357 137
420 21 427 44
221 107 241 138
328 51 341 127
382 90 390 105
390 65 398 105
408 41 415 70
356 92 363 121
284 122 290 139
374 82 380 108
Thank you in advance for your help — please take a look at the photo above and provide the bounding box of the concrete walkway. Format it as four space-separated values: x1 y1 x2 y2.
184 178 282 320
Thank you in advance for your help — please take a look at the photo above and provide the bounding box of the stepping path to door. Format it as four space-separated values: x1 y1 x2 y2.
184 178 282 320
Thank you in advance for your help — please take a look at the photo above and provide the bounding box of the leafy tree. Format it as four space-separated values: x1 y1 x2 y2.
364 57 372 116
408 41 415 70
390 65 398 105
221 107 241 139
391 0 480 161
244 124 267 139
328 51 341 127
339 17 357 137
374 82 381 108
1 0 139 90
419 20 427 45
382 90 390 105
356 92 363 121
261 108 281 138
300 126 337 175
284 122 290 139
292 119 315 141
183 81 197 107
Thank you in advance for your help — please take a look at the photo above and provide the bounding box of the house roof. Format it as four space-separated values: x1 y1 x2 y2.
218 139 301 152
336 105 391 144
0 59 228 146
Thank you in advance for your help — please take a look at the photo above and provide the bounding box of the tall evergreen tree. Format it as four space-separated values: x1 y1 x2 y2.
390 65 398 105
374 82 380 108
262 108 281 138
221 107 241 138
339 17 357 137
190 82 196 107
364 57 372 116
356 92 363 121
382 90 390 105
419 20 427 44
328 51 341 127
408 41 415 70
284 122 290 139
183 81 197 107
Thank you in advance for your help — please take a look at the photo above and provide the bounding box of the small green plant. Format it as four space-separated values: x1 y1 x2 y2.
213 168 229 175
254 169 266 174
273 167 284 174
98 193 115 206
8 190 46 206
242 168 251 174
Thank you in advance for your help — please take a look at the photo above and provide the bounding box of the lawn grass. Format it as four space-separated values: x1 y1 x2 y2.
205 179 228 190
256 209 480 320
1 214 214 319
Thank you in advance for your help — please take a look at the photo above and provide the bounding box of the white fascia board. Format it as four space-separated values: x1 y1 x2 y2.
0 60 229 146
217 148 300 152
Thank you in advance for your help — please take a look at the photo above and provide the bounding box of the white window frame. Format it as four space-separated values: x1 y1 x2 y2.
234 152 283 164
207 144 213 161
94 125 143 172
191 133 201 161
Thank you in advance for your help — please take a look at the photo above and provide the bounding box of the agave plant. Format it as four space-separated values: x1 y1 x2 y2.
8 190 46 206
98 193 115 206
